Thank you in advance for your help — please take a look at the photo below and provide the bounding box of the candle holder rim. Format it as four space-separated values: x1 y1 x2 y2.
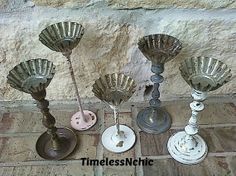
39 21 84 36
7 58 56 93
138 33 182 64
92 73 136 107
39 21 84 53
138 33 181 42
179 56 232 92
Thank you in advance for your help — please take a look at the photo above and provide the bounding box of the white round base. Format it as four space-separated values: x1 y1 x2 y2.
167 131 208 165
70 110 97 131
102 125 136 153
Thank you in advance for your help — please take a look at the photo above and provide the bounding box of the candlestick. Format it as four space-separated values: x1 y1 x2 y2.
137 34 182 134
167 56 232 164
92 73 136 153
7 58 77 160
39 21 97 131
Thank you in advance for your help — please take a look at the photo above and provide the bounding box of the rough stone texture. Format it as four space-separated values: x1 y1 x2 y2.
0 0 8 9
19 0 236 9
0 3 235 102
0 0 35 12
32 0 100 8
0 0 236 101
107 0 236 9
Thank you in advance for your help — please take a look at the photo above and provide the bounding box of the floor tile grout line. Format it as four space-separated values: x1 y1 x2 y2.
1 123 236 137
170 123 236 129
141 152 236 160
0 97 234 114
94 109 104 176
131 106 144 176
0 131 100 137
0 159 84 167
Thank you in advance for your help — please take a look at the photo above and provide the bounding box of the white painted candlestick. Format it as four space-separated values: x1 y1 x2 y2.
101 106 136 153
167 90 208 164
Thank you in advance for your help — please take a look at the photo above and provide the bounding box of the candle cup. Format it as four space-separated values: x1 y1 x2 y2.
39 21 97 131
167 56 232 164
92 73 136 153
137 34 182 134
7 58 77 160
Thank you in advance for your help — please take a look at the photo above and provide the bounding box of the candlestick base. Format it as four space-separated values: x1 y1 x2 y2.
102 125 136 153
167 131 208 165
36 127 77 160
71 110 97 131
137 107 171 134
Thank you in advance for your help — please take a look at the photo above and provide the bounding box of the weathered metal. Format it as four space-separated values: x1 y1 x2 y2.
167 56 232 165
136 34 182 134
7 58 77 160
92 73 136 153
39 21 97 131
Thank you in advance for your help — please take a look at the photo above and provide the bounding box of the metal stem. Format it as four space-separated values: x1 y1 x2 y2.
114 108 120 135
31 90 61 150
63 52 86 122
184 90 207 149
149 64 164 108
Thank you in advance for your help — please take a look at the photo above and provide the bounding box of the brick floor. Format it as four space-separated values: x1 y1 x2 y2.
0 100 235 176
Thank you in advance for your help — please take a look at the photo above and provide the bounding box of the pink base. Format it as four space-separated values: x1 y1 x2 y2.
70 110 97 131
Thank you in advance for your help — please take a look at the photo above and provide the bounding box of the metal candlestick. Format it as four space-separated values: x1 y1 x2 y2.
167 56 232 164
39 21 97 131
7 59 77 160
137 34 182 134
92 73 136 153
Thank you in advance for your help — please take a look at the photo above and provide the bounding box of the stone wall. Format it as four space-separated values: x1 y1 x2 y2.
0 0 235 102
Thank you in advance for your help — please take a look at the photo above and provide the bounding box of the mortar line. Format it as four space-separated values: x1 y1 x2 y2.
1 6 236 22
0 159 83 167
0 131 99 137
0 96 234 112
141 152 236 160
170 123 236 129
1 123 235 137
131 106 144 176
94 109 104 176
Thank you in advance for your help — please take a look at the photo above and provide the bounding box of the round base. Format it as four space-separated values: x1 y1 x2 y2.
102 125 136 153
36 128 77 160
71 110 97 131
167 131 208 165
137 107 171 134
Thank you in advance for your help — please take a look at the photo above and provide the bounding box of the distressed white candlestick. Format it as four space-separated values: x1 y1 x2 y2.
167 90 208 165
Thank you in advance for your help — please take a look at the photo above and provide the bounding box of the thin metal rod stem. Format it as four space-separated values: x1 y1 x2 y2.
65 54 86 122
